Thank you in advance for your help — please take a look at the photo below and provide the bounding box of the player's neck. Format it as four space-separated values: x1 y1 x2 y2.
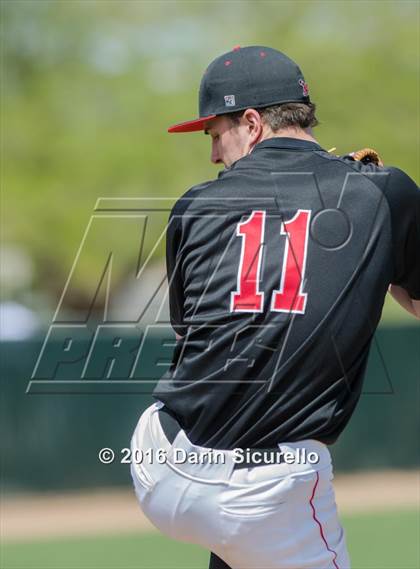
261 126 318 145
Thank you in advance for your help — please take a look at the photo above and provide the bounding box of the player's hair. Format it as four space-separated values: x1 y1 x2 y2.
228 102 319 131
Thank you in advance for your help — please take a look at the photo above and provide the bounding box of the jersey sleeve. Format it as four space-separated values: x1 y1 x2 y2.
166 205 186 336
385 167 420 299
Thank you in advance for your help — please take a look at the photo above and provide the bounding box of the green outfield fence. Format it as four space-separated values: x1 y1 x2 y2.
1 325 419 492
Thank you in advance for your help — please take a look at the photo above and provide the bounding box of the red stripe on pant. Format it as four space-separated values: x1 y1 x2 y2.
309 471 340 569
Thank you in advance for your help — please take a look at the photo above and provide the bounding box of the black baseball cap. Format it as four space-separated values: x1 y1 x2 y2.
168 45 310 133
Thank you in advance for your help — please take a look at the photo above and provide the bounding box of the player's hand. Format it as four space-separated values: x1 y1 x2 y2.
388 284 420 319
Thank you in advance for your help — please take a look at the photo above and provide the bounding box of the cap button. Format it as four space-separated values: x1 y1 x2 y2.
232 45 241 51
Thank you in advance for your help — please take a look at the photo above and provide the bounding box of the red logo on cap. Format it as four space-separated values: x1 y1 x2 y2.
298 79 309 97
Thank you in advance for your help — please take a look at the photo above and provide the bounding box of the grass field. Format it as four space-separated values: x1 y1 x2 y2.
1 509 418 569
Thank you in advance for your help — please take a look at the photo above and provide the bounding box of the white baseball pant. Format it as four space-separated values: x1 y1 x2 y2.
130 402 351 569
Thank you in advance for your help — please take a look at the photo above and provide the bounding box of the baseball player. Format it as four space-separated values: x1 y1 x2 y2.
130 46 420 569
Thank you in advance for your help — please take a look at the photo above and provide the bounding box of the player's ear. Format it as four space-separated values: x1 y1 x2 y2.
243 109 263 145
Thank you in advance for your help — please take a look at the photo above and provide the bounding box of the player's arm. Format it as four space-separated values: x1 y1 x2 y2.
384 167 420 318
388 285 420 319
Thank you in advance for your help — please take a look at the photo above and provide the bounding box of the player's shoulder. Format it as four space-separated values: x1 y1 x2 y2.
344 161 419 217
353 163 419 204
325 152 418 195
379 166 419 195
377 166 420 214
319 150 386 175
330 150 409 178
170 171 240 217
169 179 215 218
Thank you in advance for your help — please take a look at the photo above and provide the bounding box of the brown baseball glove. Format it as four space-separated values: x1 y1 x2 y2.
343 147 384 166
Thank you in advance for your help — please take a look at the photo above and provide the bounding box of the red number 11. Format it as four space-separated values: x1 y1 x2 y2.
230 209 311 314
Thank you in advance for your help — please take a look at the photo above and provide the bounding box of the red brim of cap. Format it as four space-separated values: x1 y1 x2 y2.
167 115 217 133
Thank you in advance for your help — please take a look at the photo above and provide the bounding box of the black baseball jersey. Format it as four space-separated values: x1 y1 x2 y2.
154 138 420 450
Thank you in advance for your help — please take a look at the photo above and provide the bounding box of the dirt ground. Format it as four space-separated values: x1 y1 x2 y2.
1 470 418 543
